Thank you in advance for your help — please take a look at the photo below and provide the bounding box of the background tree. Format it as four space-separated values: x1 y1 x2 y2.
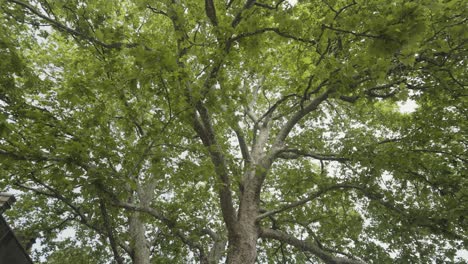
0 0 466 263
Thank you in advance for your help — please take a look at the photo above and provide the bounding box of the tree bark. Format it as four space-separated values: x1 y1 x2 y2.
226 187 259 264
129 212 150 264
226 162 269 264
128 181 155 264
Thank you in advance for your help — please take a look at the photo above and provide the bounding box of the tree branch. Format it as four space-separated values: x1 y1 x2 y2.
231 0 257 28
364 81 403 99
15 180 132 255
113 199 212 264
259 228 366 264
231 27 317 45
231 121 251 164
112 200 172 226
192 104 237 232
8 0 139 49
276 149 348 162
322 0 357 20
254 0 286 10
201 228 227 264
146 4 169 17
322 24 382 39
0 149 63 163
99 199 124 264
299 222 362 261
273 88 335 149
257 184 358 220
257 94 300 125
205 0 218 26
258 179 448 234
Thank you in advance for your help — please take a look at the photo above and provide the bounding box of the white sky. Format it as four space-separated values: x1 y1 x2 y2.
398 99 418 113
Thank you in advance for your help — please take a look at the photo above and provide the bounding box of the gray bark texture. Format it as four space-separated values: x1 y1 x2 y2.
129 212 150 264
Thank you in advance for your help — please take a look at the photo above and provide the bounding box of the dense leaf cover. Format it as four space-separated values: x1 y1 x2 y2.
0 0 466 263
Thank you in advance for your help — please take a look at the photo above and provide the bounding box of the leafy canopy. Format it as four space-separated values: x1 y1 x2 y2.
0 0 466 263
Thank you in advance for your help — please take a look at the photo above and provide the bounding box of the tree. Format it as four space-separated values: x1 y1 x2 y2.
0 0 466 263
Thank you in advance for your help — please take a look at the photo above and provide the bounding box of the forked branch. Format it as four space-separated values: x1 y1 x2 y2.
273 88 335 149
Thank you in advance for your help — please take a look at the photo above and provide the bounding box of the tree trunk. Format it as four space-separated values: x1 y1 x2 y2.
129 212 150 264
226 209 258 263
128 182 155 264
226 171 262 264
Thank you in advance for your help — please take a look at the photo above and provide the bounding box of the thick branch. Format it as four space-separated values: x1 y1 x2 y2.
273 88 334 149
205 0 218 26
201 229 227 264
257 184 358 220
322 24 382 39
231 0 257 28
254 0 286 10
173 230 208 264
364 81 403 99
0 149 63 163
113 200 172 226
231 122 251 163
99 200 124 264
191 106 237 232
231 27 317 45
276 149 348 162
114 200 210 263
259 228 366 264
